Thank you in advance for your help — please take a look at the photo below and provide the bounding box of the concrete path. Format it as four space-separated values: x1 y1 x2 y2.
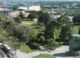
15 50 27 58
15 45 76 58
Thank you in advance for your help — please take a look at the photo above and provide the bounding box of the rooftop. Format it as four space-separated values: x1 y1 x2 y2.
28 5 41 11
18 7 28 11
18 5 41 11
0 8 10 11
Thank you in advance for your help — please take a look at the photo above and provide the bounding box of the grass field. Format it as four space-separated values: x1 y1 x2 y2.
20 44 33 53
54 28 61 39
72 25 80 34
21 21 37 25
54 25 80 38
33 54 54 58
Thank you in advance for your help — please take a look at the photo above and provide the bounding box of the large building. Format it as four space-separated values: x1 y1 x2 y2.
28 5 41 11
0 8 10 16
18 6 28 11
18 5 41 12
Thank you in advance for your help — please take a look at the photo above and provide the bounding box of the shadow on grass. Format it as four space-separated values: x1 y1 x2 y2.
54 53 66 57
54 51 80 58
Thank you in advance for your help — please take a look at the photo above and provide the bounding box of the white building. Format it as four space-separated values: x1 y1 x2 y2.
28 5 41 11
18 7 28 11
0 8 10 16
18 5 41 12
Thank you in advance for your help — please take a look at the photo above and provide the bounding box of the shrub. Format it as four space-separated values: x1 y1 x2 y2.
46 39 58 50
29 42 40 49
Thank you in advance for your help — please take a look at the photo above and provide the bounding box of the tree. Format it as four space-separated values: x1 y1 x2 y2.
13 17 21 23
27 13 38 21
0 16 16 29
78 27 80 34
44 14 72 45
37 32 45 45
44 21 58 40
19 12 24 19
38 11 50 26
59 26 71 42
57 14 72 42
46 39 58 49
12 5 18 11
11 25 34 43
73 13 80 25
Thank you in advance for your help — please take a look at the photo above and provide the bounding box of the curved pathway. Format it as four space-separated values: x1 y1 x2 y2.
15 46 70 58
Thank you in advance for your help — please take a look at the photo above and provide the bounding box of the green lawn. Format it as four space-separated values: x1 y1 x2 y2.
52 25 80 39
33 54 54 58
54 28 61 39
72 25 80 34
21 21 37 25
20 44 32 53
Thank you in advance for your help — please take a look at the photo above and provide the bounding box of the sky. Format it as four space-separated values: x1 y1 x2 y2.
0 0 80 2
35 0 80 1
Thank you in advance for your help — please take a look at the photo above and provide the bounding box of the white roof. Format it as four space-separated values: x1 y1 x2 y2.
18 7 28 11
29 5 41 11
